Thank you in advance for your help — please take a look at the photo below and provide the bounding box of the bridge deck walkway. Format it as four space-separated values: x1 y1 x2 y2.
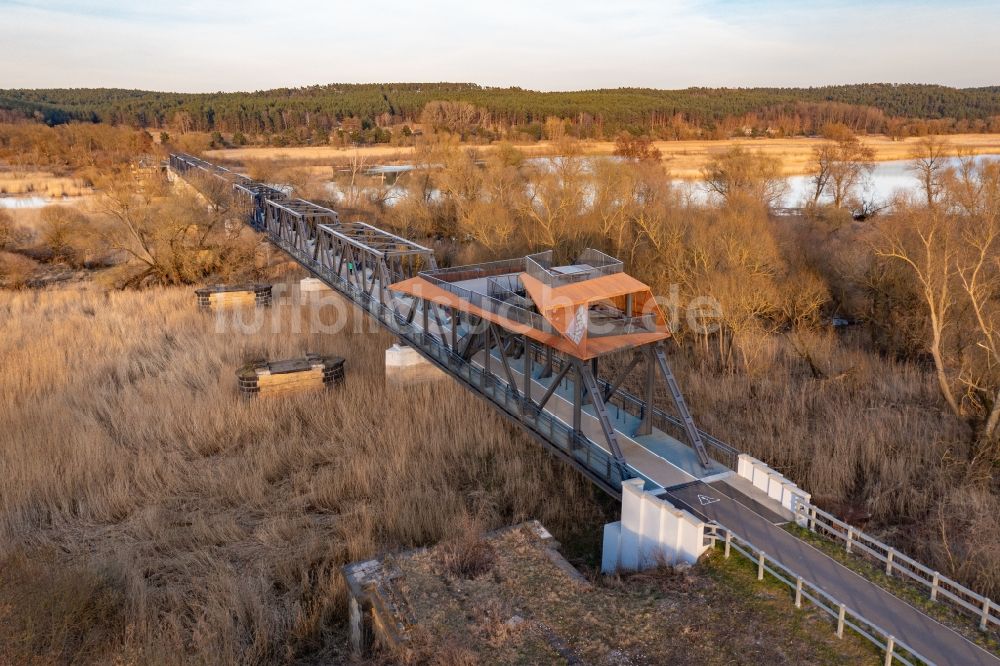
470 349 729 489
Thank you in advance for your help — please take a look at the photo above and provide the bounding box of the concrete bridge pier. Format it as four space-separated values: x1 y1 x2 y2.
385 343 444 384
602 479 709 573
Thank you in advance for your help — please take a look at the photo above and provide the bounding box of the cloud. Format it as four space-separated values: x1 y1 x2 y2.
0 0 997 91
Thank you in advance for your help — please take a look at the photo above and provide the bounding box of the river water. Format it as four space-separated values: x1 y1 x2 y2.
779 153 1000 208
331 153 1000 211
673 153 1000 209
12 154 994 211
0 195 86 209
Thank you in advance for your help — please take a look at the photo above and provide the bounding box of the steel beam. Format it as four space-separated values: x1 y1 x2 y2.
637 350 656 437
602 352 643 404
534 358 571 414
490 325 521 404
574 359 631 480
652 343 711 468
522 336 532 406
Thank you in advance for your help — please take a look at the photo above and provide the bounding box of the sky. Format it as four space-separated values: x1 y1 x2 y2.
1 0 998 92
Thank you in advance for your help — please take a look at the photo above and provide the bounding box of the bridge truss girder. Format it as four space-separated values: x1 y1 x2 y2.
396 290 718 487
169 152 734 497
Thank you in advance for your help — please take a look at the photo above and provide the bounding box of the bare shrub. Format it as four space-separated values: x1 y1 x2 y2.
39 204 90 266
702 146 787 208
0 250 39 287
440 521 496 579
0 208 13 249
614 133 662 162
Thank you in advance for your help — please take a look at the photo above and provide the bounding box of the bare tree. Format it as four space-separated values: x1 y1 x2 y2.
878 207 963 419
347 151 368 205
96 169 256 286
703 146 787 208
517 139 587 250
909 136 951 208
438 147 519 254
591 158 654 259
878 160 1000 442
810 124 875 209
951 160 1000 439
810 143 835 206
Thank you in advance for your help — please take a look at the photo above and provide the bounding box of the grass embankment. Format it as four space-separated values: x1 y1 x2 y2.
394 524 878 664
206 133 1000 178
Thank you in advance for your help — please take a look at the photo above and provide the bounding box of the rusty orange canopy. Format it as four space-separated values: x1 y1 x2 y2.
519 271 665 340
389 272 669 360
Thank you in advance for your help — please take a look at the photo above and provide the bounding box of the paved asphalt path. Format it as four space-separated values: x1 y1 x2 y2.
665 481 1000 666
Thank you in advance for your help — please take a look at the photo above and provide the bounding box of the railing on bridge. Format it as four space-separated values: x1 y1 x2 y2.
524 248 623 287
420 272 559 335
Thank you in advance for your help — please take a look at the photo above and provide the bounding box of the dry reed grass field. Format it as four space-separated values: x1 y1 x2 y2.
2 131 998 660
672 331 970 520
0 170 93 197
0 281 890 664
0 283 608 663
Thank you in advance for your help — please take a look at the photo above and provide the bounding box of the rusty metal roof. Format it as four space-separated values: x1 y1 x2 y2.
519 272 652 311
389 273 669 360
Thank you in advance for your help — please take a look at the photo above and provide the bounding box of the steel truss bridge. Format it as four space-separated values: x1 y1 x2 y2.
168 152 735 497
169 153 1000 666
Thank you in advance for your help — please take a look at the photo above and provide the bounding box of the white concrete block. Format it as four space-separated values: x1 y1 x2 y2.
677 514 705 566
603 479 708 573
657 503 678 567
385 344 446 384
788 486 812 527
767 474 785 502
751 465 770 493
300 277 330 293
640 494 665 567
601 521 623 573
385 343 426 368
619 479 644 571
780 481 797 512
737 453 752 480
